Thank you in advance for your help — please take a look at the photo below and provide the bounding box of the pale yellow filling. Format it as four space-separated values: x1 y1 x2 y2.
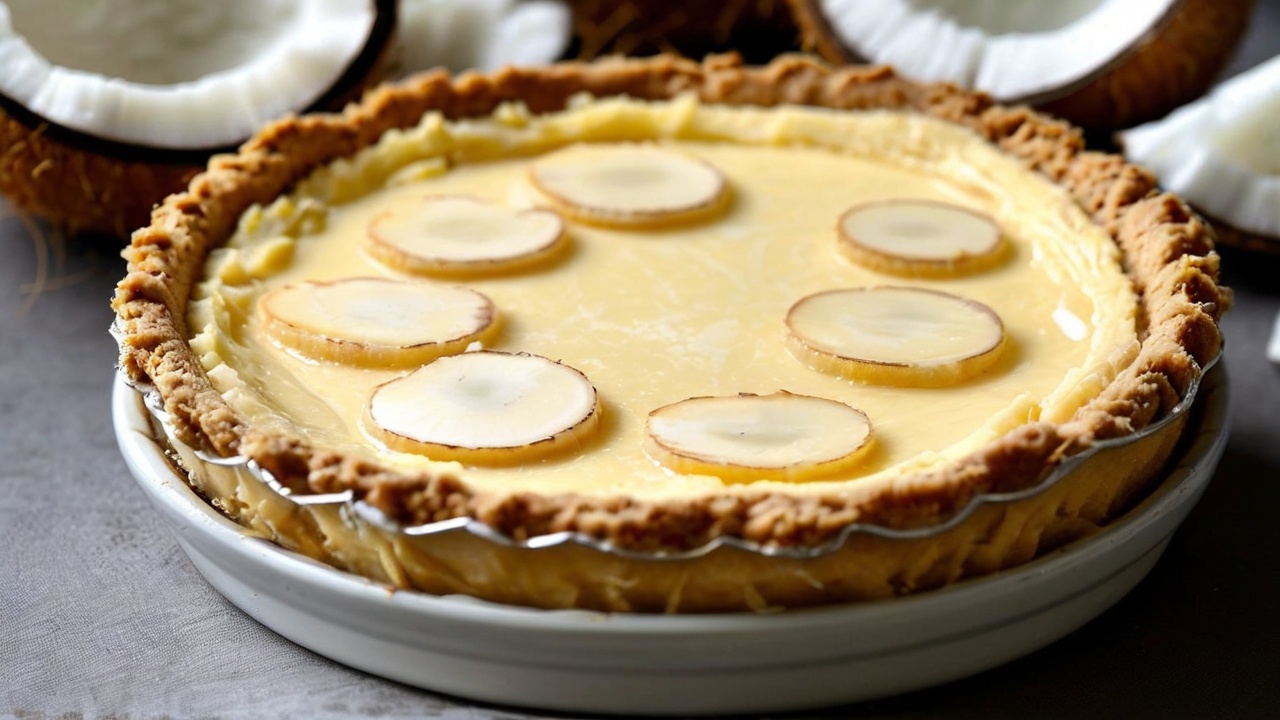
188 96 1138 501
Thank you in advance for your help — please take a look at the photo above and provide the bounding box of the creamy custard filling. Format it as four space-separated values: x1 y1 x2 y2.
187 96 1138 501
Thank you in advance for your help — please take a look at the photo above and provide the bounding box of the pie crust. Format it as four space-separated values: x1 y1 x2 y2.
113 54 1228 612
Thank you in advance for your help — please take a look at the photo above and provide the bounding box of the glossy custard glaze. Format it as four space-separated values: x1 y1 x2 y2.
187 96 1139 502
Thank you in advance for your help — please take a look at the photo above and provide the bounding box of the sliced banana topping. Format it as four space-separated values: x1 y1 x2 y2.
644 391 874 482
259 278 496 367
528 144 729 227
366 351 600 464
786 287 1006 387
837 200 1005 277
367 195 566 277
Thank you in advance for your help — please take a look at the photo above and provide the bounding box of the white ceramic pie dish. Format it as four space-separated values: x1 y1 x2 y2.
111 365 1228 716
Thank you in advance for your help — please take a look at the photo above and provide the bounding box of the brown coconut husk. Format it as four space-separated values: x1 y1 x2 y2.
1200 213 1280 254
0 113 200 239
567 0 805 62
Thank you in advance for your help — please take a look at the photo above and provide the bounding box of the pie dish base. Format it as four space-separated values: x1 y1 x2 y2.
111 366 1228 716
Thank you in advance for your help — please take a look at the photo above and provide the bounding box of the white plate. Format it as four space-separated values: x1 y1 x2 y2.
112 367 1229 716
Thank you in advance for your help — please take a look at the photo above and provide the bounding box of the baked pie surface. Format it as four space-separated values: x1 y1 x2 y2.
113 55 1228 612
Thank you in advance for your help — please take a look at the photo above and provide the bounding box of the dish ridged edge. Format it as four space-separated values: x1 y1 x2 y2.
117 351 1218 561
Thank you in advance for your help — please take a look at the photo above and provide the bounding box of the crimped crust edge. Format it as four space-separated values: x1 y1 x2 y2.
112 54 1228 553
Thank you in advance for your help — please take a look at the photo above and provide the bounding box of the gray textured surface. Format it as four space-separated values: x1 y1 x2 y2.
4 9 1280 718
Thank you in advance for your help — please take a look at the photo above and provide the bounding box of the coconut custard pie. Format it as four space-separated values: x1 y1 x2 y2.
113 55 1227 613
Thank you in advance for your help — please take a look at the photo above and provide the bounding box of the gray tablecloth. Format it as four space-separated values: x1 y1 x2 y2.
5 8 1280 718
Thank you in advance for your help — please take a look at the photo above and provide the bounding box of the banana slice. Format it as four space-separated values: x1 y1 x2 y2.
644 391 873 482
366 195 566 277
366 351 600 464
528 144 729 227
838 200 1005 277
259 278 497 367
786 287 1006 387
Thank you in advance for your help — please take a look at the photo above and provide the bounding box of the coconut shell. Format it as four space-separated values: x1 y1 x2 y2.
784 0 855 63
567 0 804 62
1040 0 1254 130
783 0 1254 130
1201 213 1280 254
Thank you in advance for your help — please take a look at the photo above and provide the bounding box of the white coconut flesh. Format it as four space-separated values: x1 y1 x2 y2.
1122 54 1280 239
0 0 384 151
819 0 1179 103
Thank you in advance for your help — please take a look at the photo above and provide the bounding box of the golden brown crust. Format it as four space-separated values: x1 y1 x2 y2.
113 53 1227 554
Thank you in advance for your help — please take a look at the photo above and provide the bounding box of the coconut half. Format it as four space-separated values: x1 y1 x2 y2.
0 0 394 237
1121 54 1280 250
0 0 574 240
0 0 389 153
790 0 1253 129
